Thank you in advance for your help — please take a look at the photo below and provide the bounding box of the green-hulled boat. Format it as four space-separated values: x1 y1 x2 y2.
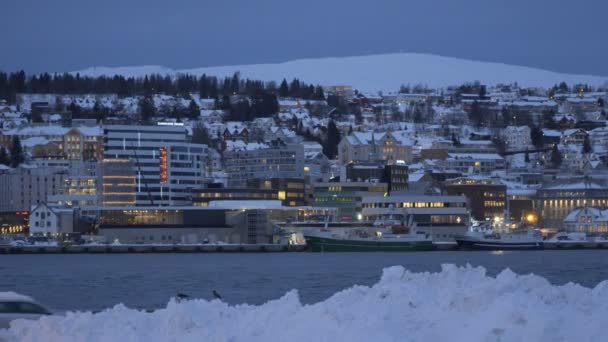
303 229 433 252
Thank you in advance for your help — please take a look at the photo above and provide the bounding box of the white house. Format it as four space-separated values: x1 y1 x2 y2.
29 202 75 235
502 126 531 151
563 207 608 233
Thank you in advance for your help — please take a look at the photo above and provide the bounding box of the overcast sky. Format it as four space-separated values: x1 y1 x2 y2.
3 0 607 75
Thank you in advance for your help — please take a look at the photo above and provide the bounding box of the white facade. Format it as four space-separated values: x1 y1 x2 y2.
563 207 608 233
502 126 531 151
29 203 74 235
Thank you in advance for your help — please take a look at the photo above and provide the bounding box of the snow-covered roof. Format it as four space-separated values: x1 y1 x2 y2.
447 153 504 160
225 140 269 152
564 207 608 222
22 137 50 147
545 182 605 190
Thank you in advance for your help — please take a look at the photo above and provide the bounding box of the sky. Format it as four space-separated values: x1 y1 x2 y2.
2 0 607 76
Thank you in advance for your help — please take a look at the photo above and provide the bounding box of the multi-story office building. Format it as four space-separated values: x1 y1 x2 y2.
345 162 408 192
104 125 209 206
224 139 304 188
312 181 387 220
444 177 506 221
99 159 136 207
0 165 68 212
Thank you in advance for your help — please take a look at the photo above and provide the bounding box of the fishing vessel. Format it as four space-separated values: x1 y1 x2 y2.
293 214 433 252
455 217 543 250
303 227 433 252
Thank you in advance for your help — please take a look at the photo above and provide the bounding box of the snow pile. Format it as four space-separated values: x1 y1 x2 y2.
75 53 608 91
4 264 608 342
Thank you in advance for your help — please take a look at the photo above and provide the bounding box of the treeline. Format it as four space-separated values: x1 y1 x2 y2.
0 70 325 104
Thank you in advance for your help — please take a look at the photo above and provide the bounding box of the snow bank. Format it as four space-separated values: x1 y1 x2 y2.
4 264 608 342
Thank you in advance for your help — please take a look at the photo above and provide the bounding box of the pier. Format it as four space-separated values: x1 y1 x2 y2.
0 244 307 254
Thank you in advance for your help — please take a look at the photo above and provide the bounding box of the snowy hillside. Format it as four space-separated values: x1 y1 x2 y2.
76 53 608 92
4 264 608 342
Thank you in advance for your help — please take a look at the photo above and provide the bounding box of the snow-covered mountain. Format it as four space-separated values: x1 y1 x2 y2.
76 53 608 92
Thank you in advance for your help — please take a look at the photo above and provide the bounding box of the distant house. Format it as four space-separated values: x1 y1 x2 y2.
564 207 608 233
561 128 588 145
338 131 413 164
223 122 249 142
29 202 75 235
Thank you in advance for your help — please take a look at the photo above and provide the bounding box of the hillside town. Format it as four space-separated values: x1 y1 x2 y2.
0 71 607 247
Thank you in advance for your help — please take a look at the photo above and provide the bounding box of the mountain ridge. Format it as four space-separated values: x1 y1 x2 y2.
75 53 608 92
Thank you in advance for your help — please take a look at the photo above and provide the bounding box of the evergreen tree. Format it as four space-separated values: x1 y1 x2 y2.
10 136 24 168
451 133 461 146
478 85 487 98
187 99 200 119
0 147 9 166
192 123 211 145
279 79 289 97
314 86 325 100
582 135 592 154
550 144 562 169
323 120 341 159
530 125 544 148
501 106 511 126
469 101 483 127
524 149 530 163
598 98 605 108
138 96 156 122
413 106 423 123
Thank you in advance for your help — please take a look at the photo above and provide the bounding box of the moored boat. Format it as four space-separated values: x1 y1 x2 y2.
303 228 433 252
455 228 543 250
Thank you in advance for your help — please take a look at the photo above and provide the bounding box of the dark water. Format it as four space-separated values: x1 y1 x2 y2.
1 250 608 312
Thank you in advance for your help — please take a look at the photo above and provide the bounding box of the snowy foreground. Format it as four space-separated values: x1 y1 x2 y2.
3 264 608 342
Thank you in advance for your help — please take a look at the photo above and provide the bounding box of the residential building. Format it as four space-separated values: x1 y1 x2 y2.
224 139 304 188
29 202 75 235
338 131 413 165
563 207 608 233
502 126 531 151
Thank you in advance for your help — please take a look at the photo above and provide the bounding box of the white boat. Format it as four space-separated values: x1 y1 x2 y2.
455 216 543 250
0 292 52 329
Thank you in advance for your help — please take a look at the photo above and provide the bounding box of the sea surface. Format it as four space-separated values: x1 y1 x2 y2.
1 250 608 312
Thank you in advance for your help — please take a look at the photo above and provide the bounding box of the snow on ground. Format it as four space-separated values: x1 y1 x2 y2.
75 53 608 92
3 264 608 342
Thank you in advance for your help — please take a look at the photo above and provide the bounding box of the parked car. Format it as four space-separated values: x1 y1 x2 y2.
0 292 51 329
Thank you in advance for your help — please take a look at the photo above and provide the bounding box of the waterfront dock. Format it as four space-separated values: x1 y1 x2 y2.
0 244 307 254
